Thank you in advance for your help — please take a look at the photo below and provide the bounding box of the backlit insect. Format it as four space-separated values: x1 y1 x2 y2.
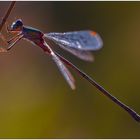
2 19 140 122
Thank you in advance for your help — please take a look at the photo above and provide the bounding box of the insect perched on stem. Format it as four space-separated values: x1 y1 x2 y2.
1 19 140 122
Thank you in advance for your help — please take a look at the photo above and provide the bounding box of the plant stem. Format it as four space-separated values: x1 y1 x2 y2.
0 1 16 32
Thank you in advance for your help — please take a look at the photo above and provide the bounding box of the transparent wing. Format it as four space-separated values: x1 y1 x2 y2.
45 30 103 51
53 43 94 62
51 51 75 90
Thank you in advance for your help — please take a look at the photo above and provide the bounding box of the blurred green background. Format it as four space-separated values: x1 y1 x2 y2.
0 1 140 138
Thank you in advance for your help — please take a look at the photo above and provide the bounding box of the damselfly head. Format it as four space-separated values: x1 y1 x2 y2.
11 19 23 31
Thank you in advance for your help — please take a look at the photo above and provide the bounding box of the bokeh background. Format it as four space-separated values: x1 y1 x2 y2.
0 1 140 138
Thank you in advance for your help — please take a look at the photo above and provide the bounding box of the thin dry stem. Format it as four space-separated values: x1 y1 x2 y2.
0 1 16 32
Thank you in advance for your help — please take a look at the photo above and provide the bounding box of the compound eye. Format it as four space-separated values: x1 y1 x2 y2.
11 22 16 29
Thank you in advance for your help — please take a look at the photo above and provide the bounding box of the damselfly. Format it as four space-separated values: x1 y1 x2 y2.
1 19 140 122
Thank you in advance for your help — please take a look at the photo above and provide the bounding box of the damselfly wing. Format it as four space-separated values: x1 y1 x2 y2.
44 41 75 90
45 30 103 61
51 52 75 90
